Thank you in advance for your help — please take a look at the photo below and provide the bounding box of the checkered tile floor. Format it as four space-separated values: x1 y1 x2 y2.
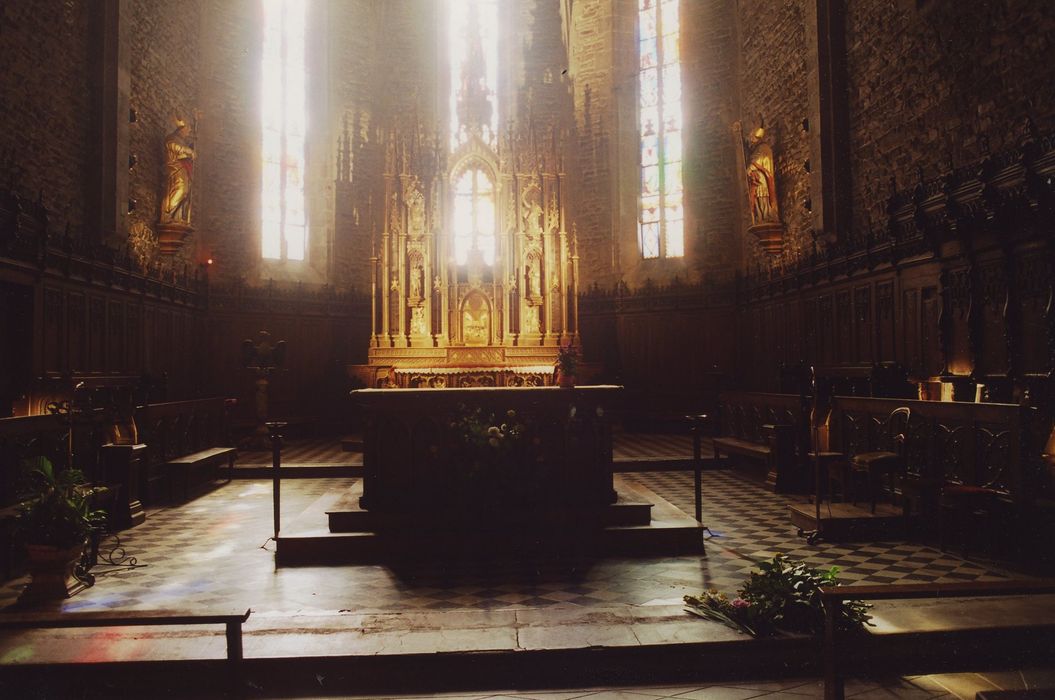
1 469 1007 614
622 470 1006 591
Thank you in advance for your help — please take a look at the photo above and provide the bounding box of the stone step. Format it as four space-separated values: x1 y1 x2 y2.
341 435 363 452
326 498 654 532
276 475 701 565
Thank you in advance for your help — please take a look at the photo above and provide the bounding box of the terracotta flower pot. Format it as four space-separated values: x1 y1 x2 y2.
20 541 88 604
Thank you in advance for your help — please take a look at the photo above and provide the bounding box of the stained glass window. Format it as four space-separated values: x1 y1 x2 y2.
261 0 307 261
453 167 496 266
637 0 684 259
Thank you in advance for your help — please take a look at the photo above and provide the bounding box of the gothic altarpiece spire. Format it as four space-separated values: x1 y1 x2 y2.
346 0 579 388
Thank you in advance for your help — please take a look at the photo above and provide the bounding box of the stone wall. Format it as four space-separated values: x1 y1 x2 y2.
0 1 93 236
127 0 201 265
845 0 1055 239
568 0 617 285
195 0 264 284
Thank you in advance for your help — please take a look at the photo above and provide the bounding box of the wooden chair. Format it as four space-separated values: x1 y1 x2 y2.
839 407 911 513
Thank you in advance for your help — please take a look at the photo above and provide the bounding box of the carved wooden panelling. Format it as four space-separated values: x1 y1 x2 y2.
43 287 63 374
88 296 105 372
156 310 172 373
903 288 921 373
1017 252 1050 375
818 295 833 366
975 261 1009 378
943 267 972 374
67 292 85 373
836 290 852 363
126 304 142 371
804 298 819 363
876 281 895 362
108 301 124 372
855 285 873 364
920 286 941 377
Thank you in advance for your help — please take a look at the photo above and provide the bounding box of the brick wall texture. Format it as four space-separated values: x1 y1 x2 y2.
0 1 93 235
845 0 1055 241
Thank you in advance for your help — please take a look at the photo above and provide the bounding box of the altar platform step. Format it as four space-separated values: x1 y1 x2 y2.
326 489 655 531
275 476 704 565
6 598 1055 698
788 500 910 541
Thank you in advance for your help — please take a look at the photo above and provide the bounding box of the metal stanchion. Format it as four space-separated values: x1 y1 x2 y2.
267 421 287 540
686 414 712 537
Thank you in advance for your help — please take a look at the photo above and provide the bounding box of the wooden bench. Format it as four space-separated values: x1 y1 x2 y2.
137 398 236 504
166 446 237 503
713 391 808 492
0 607 250 660
820 580 1055 700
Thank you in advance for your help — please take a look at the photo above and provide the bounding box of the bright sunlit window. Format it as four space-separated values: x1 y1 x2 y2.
453 167 496 265
261 0 306 261
638 0 683 259
449 0 499 147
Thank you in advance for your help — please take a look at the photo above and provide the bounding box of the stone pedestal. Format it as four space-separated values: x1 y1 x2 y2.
156 221 193 255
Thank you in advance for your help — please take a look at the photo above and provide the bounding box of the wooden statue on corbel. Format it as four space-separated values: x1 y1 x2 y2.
736 118 785 255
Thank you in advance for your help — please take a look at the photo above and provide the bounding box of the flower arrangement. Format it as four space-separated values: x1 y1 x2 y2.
555 343 579 383
451 406 527 457
683 554 872 637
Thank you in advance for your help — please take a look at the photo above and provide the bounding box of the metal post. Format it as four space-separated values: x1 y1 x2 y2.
225 621 243 662
692 419 702 523
823 596 843 700
268 422 287 540
687 414 707 526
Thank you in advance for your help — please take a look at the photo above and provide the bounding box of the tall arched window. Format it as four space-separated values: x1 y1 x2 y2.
261 0 307 261
452 167 496 266
638 0 683 259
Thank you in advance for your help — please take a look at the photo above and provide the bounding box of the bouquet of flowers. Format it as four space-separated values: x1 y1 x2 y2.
684 554 872 637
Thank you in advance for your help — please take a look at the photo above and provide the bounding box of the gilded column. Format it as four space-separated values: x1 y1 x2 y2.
571 225 580 342
370 254 379 346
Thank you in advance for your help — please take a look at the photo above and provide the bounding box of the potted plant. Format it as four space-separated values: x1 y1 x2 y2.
15 457 106 603
555 343 579 388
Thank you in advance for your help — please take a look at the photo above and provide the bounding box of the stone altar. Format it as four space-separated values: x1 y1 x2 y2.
352 386 620 524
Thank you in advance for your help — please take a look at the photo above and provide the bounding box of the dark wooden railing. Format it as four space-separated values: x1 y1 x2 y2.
819 579 1055 700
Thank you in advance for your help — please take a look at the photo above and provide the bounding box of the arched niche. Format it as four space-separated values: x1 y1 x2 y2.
460 291 492 346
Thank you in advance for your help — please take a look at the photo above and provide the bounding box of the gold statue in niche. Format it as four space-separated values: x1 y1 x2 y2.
462 294 490 346
736 118 785 255
747 142 777 225
157 111 200 255
160 114 198 226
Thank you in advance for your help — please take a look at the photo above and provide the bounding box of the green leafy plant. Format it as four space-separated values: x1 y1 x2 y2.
16 457 107 550
684 554 873 637
555 343 579 376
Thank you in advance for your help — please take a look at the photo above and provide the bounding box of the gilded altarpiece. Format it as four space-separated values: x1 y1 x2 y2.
347 125 580 389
